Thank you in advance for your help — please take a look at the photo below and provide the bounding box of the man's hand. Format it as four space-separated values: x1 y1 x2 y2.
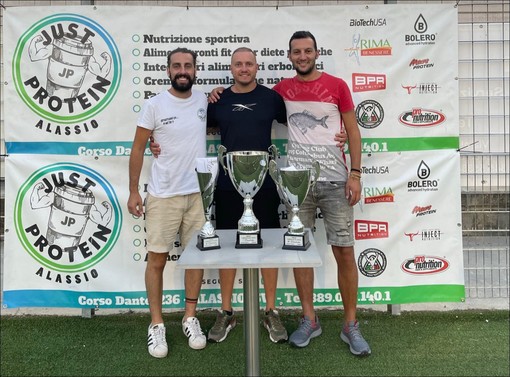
335 129 348 148
127 192 144 217
345 177 361 207
207 86 225 103
149 135 161 158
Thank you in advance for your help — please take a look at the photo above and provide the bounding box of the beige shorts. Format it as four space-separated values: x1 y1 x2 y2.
145 193 204 253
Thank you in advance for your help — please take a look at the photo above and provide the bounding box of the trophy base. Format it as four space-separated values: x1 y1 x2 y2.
282 230 310 250
235 231 263 249
196 234 221 251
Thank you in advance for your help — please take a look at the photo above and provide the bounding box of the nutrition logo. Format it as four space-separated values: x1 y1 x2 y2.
12 14 121 128
14 163 122 278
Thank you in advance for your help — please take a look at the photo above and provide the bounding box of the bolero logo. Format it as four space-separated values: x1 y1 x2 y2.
12 14 121 126
14 162 122 275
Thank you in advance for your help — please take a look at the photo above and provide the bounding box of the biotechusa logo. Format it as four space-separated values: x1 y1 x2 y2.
402 83 440 94
405 14 437 46
409 58 434 70
12 14 121 134
349 18 387 27
404 229 442 241
401 255 449 275
345 34 392 65
355 220 389 240
361 165 389 175
412 204 437 217
356 100 384 129
358 248 387 277
352 73 386 92
399 108 445 127
14 163 122 285
408 160 440 192
363 186 394 204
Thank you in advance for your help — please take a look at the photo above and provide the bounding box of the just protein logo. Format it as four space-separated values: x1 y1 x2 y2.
12 14 121 134
14 163 122 284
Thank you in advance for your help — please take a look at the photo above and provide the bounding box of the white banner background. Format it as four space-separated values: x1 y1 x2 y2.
2 4 464 309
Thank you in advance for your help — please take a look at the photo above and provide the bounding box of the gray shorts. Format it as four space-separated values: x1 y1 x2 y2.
297 181 354 247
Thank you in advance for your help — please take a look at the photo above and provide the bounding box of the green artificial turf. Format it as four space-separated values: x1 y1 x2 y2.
1 308 508 376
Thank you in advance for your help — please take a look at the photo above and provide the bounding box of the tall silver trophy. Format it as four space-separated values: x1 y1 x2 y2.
269 160 320 250
218 144 278 248
195 157 220 251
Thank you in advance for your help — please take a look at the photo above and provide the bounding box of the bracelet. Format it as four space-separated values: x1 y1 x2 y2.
349 172 361 180
350 168 361 173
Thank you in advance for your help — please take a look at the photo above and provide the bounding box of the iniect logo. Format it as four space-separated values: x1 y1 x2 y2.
12 14 121 131
14 163 122 284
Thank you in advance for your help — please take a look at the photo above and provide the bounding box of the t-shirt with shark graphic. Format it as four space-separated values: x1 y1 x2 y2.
207 84 287 190
273 72 354 182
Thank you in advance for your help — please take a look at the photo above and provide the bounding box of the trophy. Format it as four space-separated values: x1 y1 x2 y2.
195 157 220 251
268 160 320 250
218 144 278 248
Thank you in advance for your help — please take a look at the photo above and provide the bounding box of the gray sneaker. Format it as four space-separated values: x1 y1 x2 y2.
340 320 371 356
289 315 322 348
263 309 288 343
207 310 236 343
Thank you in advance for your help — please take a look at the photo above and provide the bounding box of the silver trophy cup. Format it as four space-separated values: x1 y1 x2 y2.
269 160 320 250
195 157 220 250
218 144 278 248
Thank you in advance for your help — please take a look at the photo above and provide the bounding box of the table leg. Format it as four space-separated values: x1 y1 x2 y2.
243 268 260 377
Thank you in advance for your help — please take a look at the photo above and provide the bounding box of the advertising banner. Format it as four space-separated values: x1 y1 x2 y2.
2 4 463 309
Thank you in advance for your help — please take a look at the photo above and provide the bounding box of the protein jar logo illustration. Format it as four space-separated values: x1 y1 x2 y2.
14 163 122 284
12 14 121 132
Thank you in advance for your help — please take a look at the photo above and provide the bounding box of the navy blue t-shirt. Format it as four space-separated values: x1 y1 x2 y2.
208 84 287 191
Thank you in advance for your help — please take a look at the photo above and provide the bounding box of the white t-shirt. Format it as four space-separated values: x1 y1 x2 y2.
137 89 207 197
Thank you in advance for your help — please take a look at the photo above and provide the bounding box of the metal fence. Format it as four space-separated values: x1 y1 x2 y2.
0 0 508 304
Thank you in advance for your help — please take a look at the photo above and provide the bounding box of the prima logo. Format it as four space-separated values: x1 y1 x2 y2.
12 14 121 133
14 163 122 284
363 186 394 204
345 34 392 65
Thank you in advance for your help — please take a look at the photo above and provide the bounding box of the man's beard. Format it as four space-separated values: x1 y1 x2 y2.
171 73 194 92
293 62 314 76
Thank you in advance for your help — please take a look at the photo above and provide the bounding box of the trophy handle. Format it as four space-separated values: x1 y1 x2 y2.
268 160 281 185
217 144 228 175
311 160 321 187
268 144 279 160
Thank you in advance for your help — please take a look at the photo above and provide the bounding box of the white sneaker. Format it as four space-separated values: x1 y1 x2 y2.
182 317 207 350
147 323 168 358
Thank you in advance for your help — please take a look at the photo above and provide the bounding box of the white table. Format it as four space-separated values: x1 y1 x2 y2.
177 228 322 377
